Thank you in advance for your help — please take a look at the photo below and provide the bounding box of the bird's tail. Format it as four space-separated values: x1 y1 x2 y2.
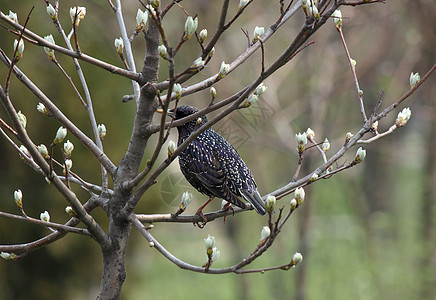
241 189 266 215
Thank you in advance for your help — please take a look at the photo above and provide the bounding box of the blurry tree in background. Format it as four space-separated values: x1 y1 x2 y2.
0 0 435 300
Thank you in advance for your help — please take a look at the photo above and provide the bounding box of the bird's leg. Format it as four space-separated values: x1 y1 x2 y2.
194 196 214 228
221 202 234 223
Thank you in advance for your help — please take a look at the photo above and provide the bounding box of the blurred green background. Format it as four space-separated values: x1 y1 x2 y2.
0 0 435 299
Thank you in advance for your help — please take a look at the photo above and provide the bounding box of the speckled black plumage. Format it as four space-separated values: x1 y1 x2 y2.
170 105 266 215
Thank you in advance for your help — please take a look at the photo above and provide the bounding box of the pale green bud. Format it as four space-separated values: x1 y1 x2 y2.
1 252 17 260
396 107 412 127
265 195 276 213
54 126 67 144
290 198 297 209
254 83 267 96
210 87 217 98
260 226 271 241
253 26 264 42
46 4 57 20
211 247 220 262
136 8 148 30
294 187 305 205
219 61 230 78
114 37 124 55
180 191 193 210
14 189 23 208
65 206 75 217
409 72 420 89
332 9 342 29
354 147 366 163
199 29 208 42
7 11 18 23
292 252 303 265
204 235 215 250
17 111 26 129
70 6 86 27
158 45 168 58
64 159 73 172
173 83 182 99
306 128 315 139
192 57 205 69
40 210 50 222
13 39 24 60
63 140 74 158
184 16 198 39
37 102 48 115
345 132 353 143
322 138 330 152
98 124 107 140
295 132 307 153
43 34 56 60
38 144 49 159
168 140 176 156
239 0 249 10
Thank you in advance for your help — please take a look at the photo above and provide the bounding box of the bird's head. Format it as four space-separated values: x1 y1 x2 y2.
157 105 208 129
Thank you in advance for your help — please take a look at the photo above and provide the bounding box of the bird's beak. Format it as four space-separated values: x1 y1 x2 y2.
156 108 174 118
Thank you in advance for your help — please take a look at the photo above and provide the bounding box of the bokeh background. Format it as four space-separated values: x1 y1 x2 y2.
0 0 435 299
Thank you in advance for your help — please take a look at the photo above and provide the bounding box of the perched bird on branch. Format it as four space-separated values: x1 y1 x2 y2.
159 105 266 223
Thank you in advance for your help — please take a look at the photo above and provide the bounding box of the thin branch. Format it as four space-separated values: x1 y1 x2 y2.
337 26 367 122
0 199 98 257
113 0 141 103
0 87 109 247
0 50 117 176
0 211 91 236
0 12 140 81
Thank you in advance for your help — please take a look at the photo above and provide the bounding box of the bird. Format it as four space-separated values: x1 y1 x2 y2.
163 105 266 221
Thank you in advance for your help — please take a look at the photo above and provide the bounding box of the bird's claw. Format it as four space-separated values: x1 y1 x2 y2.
193 210 208 228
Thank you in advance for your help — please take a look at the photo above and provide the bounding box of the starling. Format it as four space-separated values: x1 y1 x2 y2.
166 105 266 217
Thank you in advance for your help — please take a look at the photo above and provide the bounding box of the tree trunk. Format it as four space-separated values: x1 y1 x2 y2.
97 204 132 300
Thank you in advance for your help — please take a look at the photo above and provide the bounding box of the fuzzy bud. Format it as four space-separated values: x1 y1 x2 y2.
332 9 342 29
7 11 18 23
14 189 23 208
254 83 267 96
98 124 107 140
218 61 230 79
294 187 305 205
265 195 276 213
184 16 198 40
354 147 366 163
260 226 271 241
306 128 315 139
253 26 264 42
13 39 24 61
180 191 193 210
40 210 50 222
345 132 353 143
43 35 56 60
46 4 57 21
199 29 208 42
322 138 330 152
114 37 124 55
395 107 412 127
38 144 49 159
409 72 420 89
167 140 176 156
136 8 148 31
173 83 182 99
292 252 303 265
158 45 168 58
54 126 67 144
17 111 27 129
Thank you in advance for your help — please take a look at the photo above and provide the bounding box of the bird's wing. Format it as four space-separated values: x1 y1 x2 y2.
182 141 247 210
